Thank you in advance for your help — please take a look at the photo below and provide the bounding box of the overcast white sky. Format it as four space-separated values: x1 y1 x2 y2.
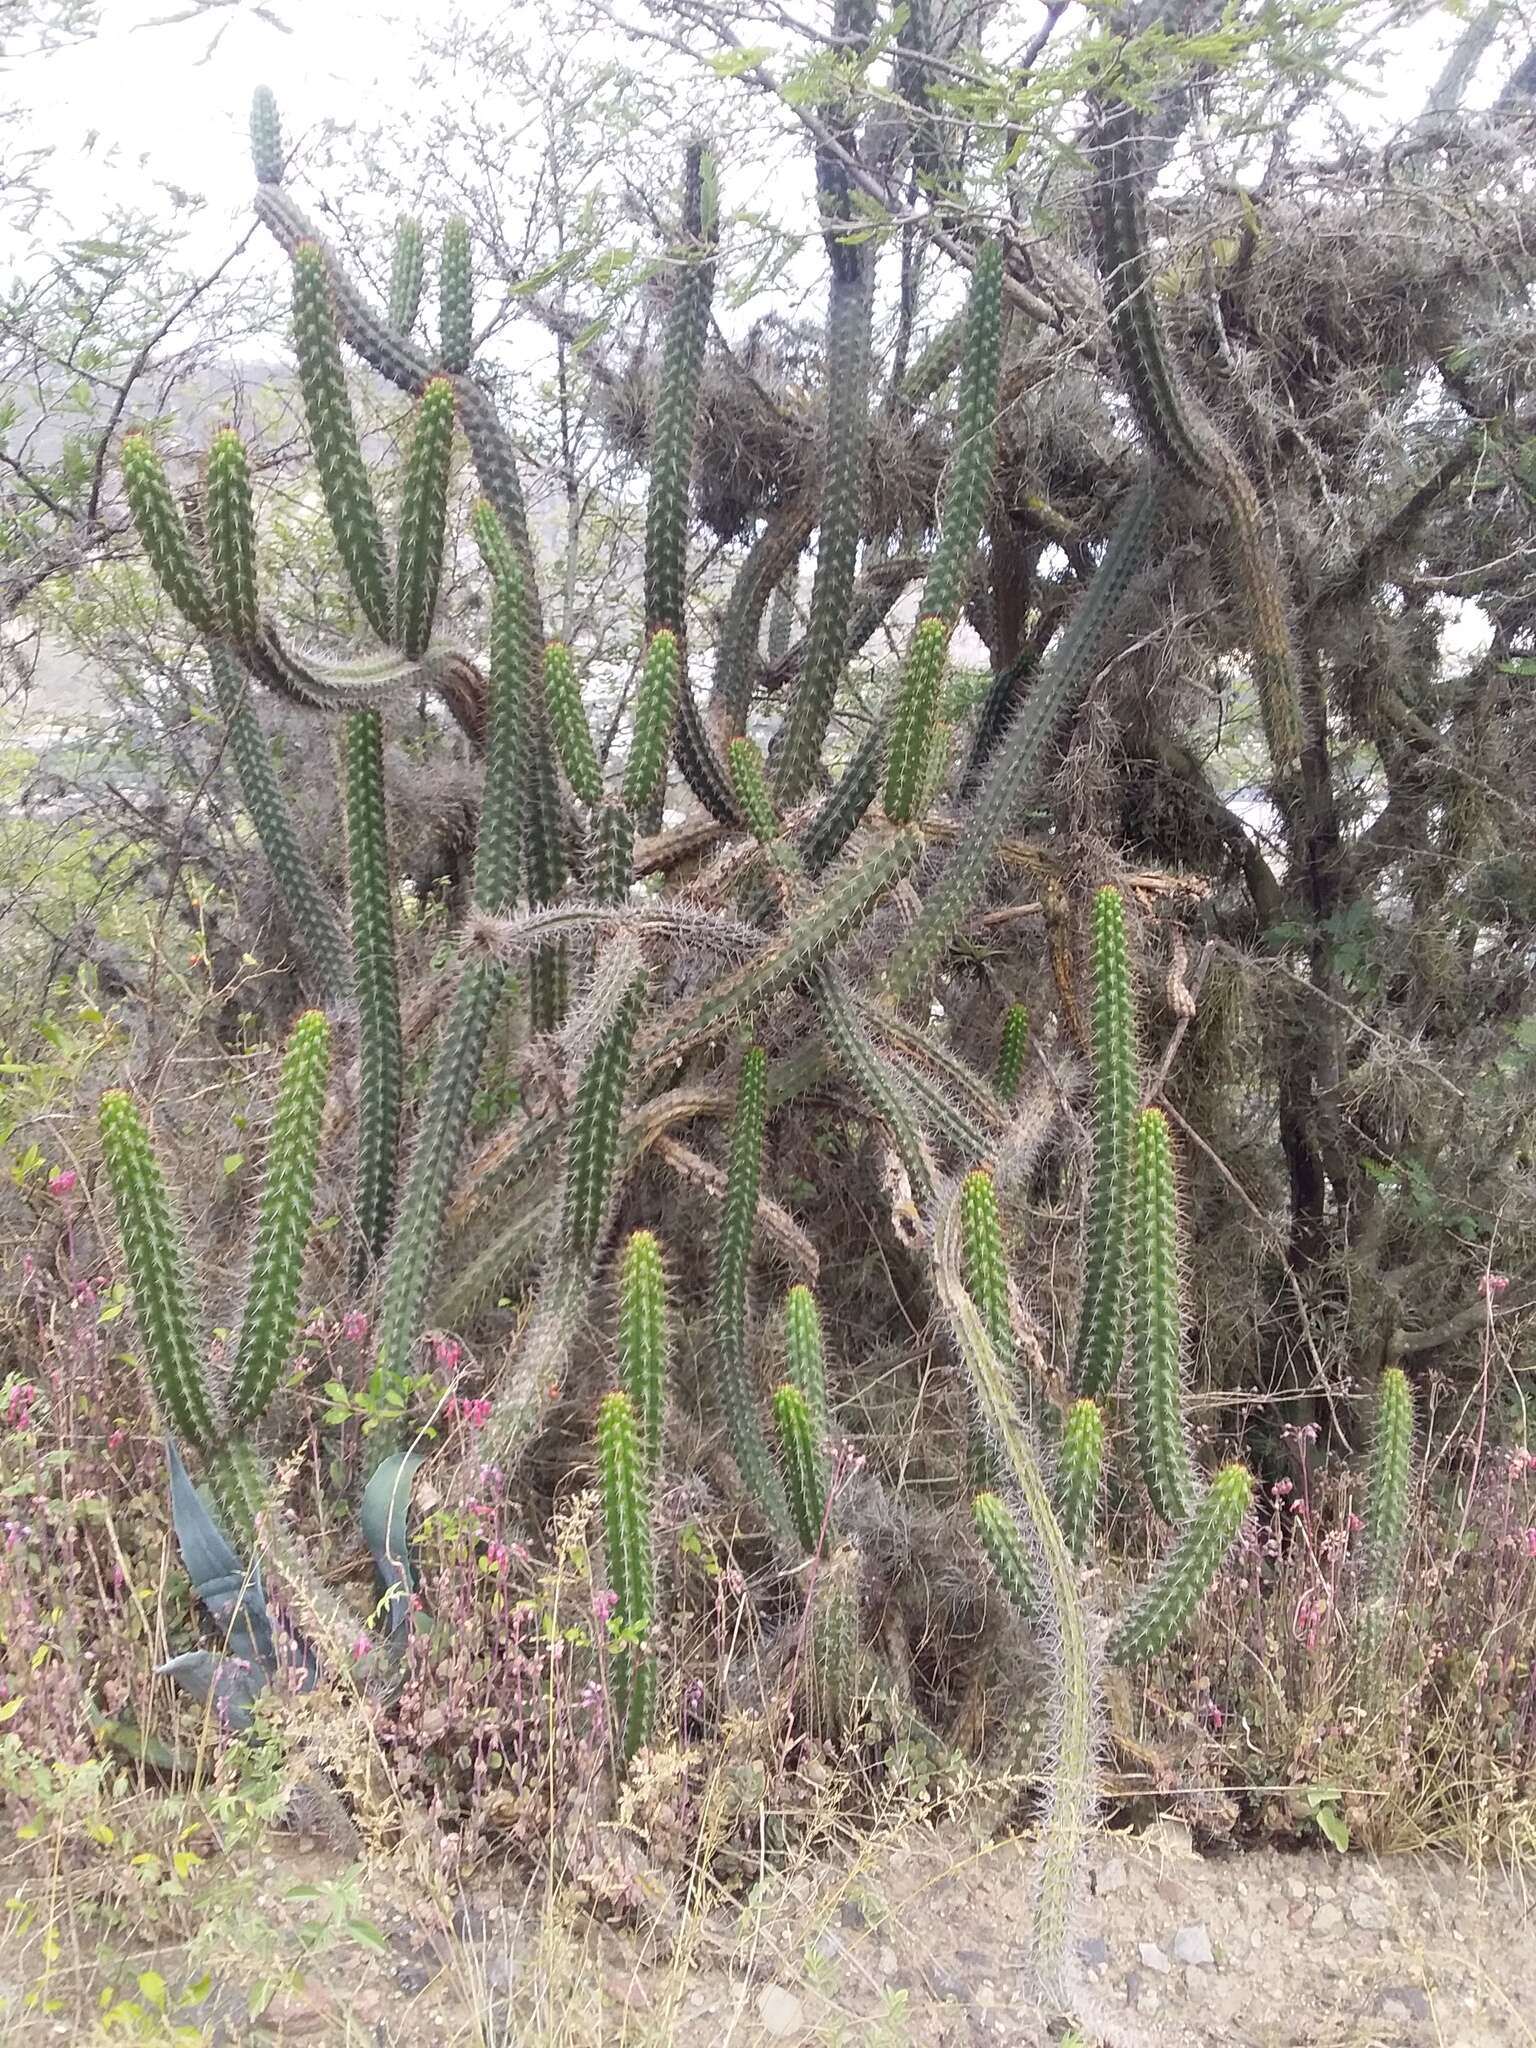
5 0 426 250
4 0 1505 264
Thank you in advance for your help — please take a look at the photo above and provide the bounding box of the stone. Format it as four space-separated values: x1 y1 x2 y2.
755 1984 804 2039
1286 1878 1308 1902
1078 1937 1110 1970
1138 1816 1195 1861
1349 1894 1391 1931
1376 1987 1432 2023
877 1945 899 1978
1138 1942 1171 1976
1311 1902 1344 1934
1096 1856 1129 1897
1172 1924 1215 1967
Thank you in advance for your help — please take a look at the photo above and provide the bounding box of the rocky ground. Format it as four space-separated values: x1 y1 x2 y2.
6 1816 1529 2045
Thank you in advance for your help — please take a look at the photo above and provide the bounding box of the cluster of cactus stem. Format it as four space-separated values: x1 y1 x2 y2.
98 76 1421 2002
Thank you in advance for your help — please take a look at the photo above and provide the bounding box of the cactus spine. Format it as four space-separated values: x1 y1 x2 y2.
121 433 217 636
228 1010 331 1427
343 710 403 1277
1092 101 1302 779
249 84 283 184
935 1172 1095 2006
882 473 1160 996
883 615 952 826
727 737 780 845
625 629 681 816
393 377 456 659
712 1047 795 1544
205 647 354 1000
773 1383 830 1554
770 55 876 806
783 1285 829 1444
1362 1366 1414 1621
996 1003 1030 1103
205 428 260 644
644 147 738 825
388 215 424 336
973 1490 1038 1617
1108 1464 1252 1665
563 974 646 1263
597 1391 657 1763
810 1542 860 1738
1071 888 1137 1402
438 215 474 373
99 1091 218 1452
1056 1398 1105 1563
543 641 603 804
290 241 394 643
619 1232 668 1484
1130 1107 1201 1525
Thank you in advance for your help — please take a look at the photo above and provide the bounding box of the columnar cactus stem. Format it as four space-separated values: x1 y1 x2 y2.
727 737 780 845
438 216 474 374
996 1003 1030 1103
783 1285 829 1446
249 84 283 185
810 1541 860 1738
205 647 354 1000
388 215 424 337
625 629 681 817
883 614 952 826
643 146 738 825
973 1490 1039 1617
99 1090 219 1452
771 221 875 802
709 498 812 738
936 1172 1095 2006
228 1010 331 1427
619 1231 668 1484
648 827 922 1068
205 428 260 644
1362 1366 1415 1618
343 711 403 1278
811 967 935 1207
773 1383 830 1554
882 473 1160 996
290 241 394 643
1055 1399 1105 1563
393 376 457 660
590 802 636 908
1130 1107 1201 1525
712 1047 795 1544
543 641 603 804
915 240 1004 627
121 433 217 636
1092 102 1302 779
1108 1464 1253 1665
597 1390 657 1762
471 545 526 913
562 973 646 1264
1071 888 1138 1402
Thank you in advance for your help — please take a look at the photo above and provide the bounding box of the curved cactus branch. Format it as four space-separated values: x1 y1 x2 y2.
1072 888 1138 1403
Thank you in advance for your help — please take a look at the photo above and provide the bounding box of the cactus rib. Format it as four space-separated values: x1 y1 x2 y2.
712 1047 796 1544
229 1011 331 1427
343 711 403 1277
1072 888 1138 1403
99 1091 219 1452
1130 1106 1201 1524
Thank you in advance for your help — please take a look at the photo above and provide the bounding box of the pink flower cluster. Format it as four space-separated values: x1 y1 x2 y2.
446 1395 491 1430
6 1384 37 1431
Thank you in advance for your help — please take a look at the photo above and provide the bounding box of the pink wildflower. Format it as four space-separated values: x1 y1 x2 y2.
1523 1528 1536 1559
431 1334 463 1372
341 1309 369 1343
47 1170 77 1197
1479 1272 1511 1300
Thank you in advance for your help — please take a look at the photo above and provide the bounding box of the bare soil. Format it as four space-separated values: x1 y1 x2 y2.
4 1819 1530 2046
